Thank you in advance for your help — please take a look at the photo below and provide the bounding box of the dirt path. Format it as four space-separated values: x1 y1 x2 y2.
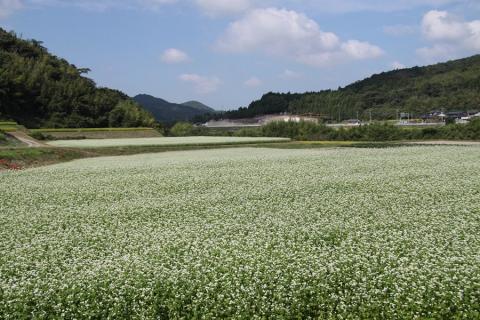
8 132 49 147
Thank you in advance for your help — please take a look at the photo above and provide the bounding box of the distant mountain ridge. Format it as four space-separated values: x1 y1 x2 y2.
134 94 215 123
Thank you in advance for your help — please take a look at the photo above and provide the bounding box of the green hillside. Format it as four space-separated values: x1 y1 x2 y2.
182 101 214 113
0 28 154 128
224 55 480 120
134 94 215 123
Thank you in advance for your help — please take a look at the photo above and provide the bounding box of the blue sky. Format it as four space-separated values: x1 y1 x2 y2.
1 0 479 110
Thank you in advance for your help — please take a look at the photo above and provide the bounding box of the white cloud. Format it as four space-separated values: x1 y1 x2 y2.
179 73 221 94
418 10 480 61
340 40 384 59
216 8 383 67
391 61 406 69
161 48 190 64
194 0 250 16
422 10 480 48
0 0 23 18
244 76 262 87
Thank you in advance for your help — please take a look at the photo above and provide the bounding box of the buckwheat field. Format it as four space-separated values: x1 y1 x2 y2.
1 146 479 319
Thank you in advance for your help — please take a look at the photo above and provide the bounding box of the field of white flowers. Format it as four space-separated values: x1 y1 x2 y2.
47 136 289 148
1 146 480 319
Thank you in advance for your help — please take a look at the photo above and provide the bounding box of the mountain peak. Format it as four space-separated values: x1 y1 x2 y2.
134 95 214 123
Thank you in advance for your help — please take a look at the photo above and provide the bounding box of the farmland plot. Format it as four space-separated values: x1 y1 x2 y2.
0 146 480 319
47 136 290 148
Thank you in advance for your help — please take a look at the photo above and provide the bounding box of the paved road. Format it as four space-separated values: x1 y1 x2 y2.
8 132 48 147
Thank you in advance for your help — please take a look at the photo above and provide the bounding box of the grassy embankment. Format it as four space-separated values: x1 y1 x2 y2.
30 127 162 140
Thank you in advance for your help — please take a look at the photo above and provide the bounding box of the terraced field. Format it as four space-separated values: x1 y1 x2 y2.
1 146 479 319
31 127 162 140
47 136 290 148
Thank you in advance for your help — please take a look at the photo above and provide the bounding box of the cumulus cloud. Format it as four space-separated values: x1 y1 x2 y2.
216 8 383 67
194 0 250 16
179 73 221 94
0 0 23 18
244 76 262 87
161 48 190 64
418 10 480 61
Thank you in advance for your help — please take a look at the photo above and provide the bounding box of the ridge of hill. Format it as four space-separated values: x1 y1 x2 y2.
134 94 215 123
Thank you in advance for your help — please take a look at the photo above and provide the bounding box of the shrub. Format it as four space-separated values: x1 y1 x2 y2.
170 122 195 137
29 132 54 141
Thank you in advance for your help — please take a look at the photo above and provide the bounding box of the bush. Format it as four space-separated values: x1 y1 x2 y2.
29 132 54 141
0 130 6 142
108 100 155 128
170 122 195 137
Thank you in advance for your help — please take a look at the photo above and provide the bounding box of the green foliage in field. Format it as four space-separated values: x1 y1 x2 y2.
28 131 53 141
217 55 480 121
0 28 155 128
257 119 480 141
1 147 479 318
0 130 5 142
169 122 196 137
108 100 155 128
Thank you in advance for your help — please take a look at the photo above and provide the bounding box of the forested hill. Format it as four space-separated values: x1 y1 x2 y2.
224 55 480 120
134 94 215 123
0 28 155 128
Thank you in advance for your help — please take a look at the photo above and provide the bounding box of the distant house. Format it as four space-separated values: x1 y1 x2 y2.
446 111 464 119
344 119 362 126
421 111 445 122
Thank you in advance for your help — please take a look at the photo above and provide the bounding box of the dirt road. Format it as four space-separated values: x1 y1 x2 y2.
8 132 48 147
